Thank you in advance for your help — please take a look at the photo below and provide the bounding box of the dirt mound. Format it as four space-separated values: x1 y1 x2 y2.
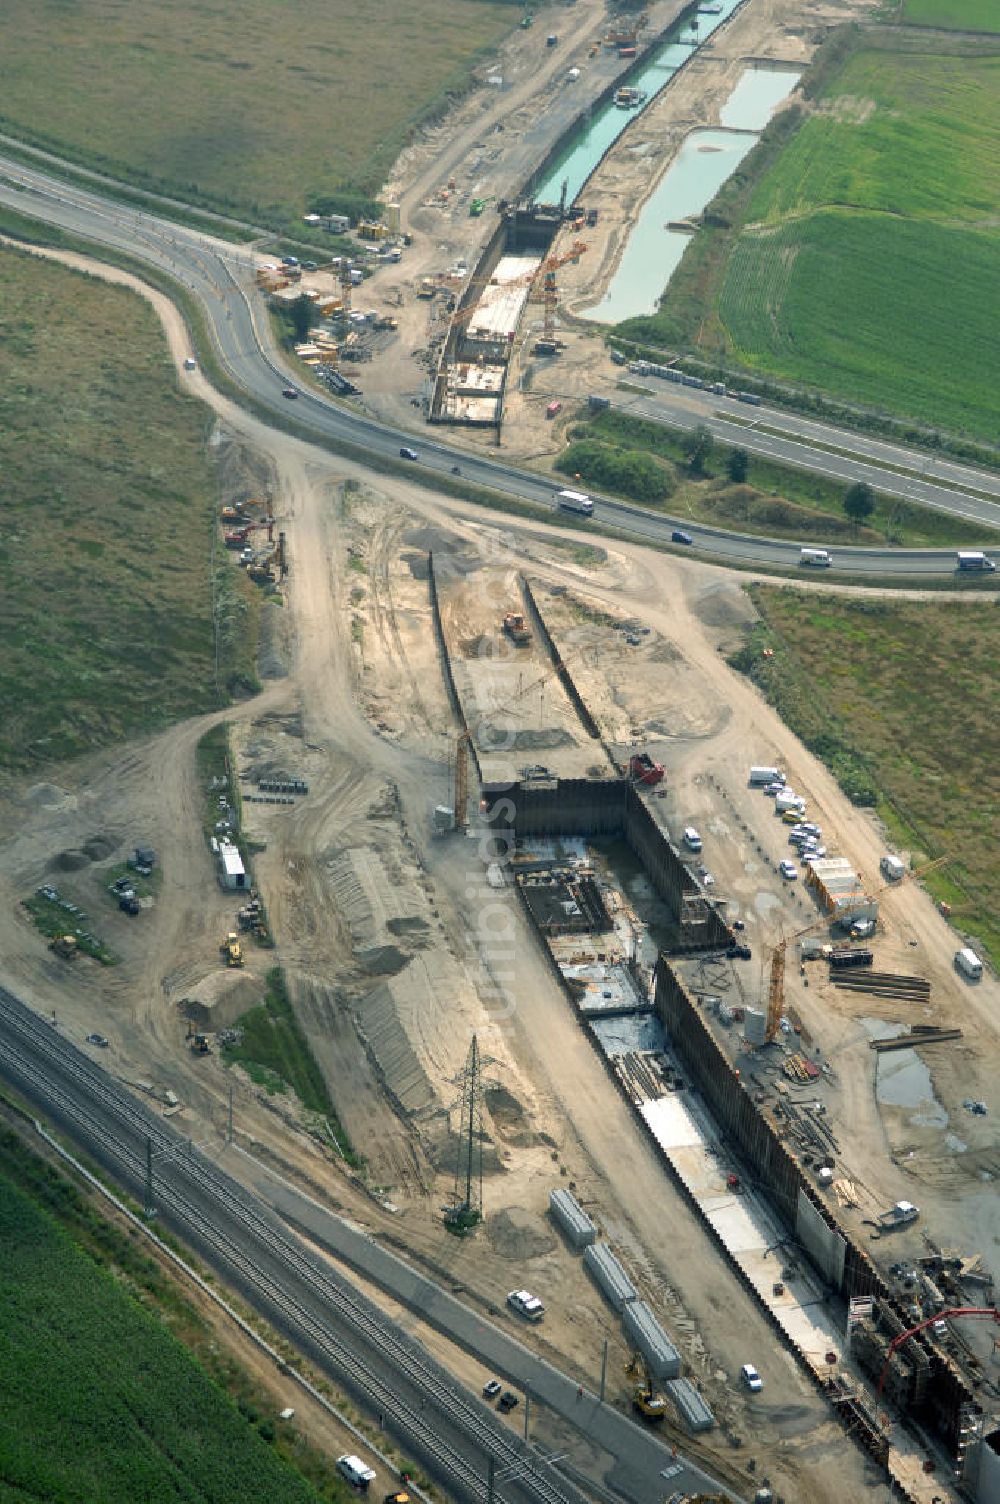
26 783 74 809
49 849 90 872
485 1208 556 1262
258 602 291 679
180 971 265 1028
506 727 575 751
82 835 117 860
356 943 409 977
387 916 430 939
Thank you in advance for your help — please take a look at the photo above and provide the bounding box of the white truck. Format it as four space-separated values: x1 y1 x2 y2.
956 550 996 572
749 766 785 787
799 548 832 568
555 488 594 517
774 790 806 815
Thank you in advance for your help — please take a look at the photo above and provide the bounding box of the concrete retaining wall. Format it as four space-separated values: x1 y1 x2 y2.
427 550 482 787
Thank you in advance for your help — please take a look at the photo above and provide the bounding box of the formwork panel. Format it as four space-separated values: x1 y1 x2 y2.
583 1242 637 1310
665 1377 715 1433
622 1299 680 1379
549 1188 597 1250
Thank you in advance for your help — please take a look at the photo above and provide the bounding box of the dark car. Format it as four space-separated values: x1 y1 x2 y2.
399 446 419 461
672 529 693 546
282 387 299 399
482 1380 502 1401
498 1391 519 1414
86 1033 109 1048
727 942 752 961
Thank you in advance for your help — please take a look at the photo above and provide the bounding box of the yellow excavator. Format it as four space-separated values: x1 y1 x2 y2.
626 1352 667 1421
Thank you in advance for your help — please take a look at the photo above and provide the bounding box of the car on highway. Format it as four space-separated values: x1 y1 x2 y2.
85 1032 109 1048
498 1390 519 1414
741 1363 763 1393
483 1379 502 1401
282 387 299 399
507 1289 544 1322
779 860 799 881
671 529 693 546
399 446 419 461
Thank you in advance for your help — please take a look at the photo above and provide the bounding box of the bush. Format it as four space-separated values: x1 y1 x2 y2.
555 440 674 504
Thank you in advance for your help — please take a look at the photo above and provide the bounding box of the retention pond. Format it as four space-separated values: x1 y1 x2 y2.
583 64 801 324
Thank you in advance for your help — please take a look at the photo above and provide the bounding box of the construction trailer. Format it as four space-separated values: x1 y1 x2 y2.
217 841 247 891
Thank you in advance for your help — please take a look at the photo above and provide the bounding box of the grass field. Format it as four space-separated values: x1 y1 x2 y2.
621 37 1000 445
224 967 358 1164
0 1166 333 1503
901 0 1000 29
0 0 515 223
733 589 1000 967
0 246 257 772
563 408 999 548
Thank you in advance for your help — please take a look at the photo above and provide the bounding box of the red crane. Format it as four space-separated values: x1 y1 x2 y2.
877 1306 1000 1395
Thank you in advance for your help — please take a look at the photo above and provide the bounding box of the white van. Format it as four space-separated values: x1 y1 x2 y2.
336 1457 377 1490
880 854 905 882
955 948 983 982
683 827 702 853
555 489 594 516
800 548 831 568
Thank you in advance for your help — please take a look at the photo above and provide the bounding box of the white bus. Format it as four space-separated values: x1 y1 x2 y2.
555 489 594 516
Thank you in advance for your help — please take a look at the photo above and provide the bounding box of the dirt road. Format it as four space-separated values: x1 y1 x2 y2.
7 243 986 1500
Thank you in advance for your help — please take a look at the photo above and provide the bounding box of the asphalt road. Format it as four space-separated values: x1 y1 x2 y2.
2 153 998 579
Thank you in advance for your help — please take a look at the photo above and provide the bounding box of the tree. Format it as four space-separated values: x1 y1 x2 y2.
684 423 714 476
843 481 876 527
727 447 749 484
290 294 313 343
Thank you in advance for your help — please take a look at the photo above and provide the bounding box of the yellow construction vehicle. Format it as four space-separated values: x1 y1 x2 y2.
626 1352 668 1421
191 1033 211 1055
50 934 79 961
221 932 244 968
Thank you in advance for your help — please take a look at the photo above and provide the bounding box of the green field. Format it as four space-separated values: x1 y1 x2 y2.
560 408 999 548
621 37 1000 444
0 246 257 771
0 0 515 223
732 589 1000 966
0 1168 329 1503
901 0 1000 30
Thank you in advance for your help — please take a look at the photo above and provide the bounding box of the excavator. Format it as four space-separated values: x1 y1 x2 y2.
626 1352 667 1421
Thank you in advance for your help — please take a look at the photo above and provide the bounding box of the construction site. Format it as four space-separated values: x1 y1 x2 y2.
3 0 999 1500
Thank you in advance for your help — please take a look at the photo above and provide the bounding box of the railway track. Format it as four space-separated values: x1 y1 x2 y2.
0 985 583 1504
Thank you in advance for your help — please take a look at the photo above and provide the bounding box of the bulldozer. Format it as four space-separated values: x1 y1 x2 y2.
50 934 79 962
502 611 531 646
626 1352 668 1421
221 931 244 968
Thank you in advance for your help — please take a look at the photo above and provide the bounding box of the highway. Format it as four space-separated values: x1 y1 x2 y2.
0 983 590 1504
2 153 999 579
